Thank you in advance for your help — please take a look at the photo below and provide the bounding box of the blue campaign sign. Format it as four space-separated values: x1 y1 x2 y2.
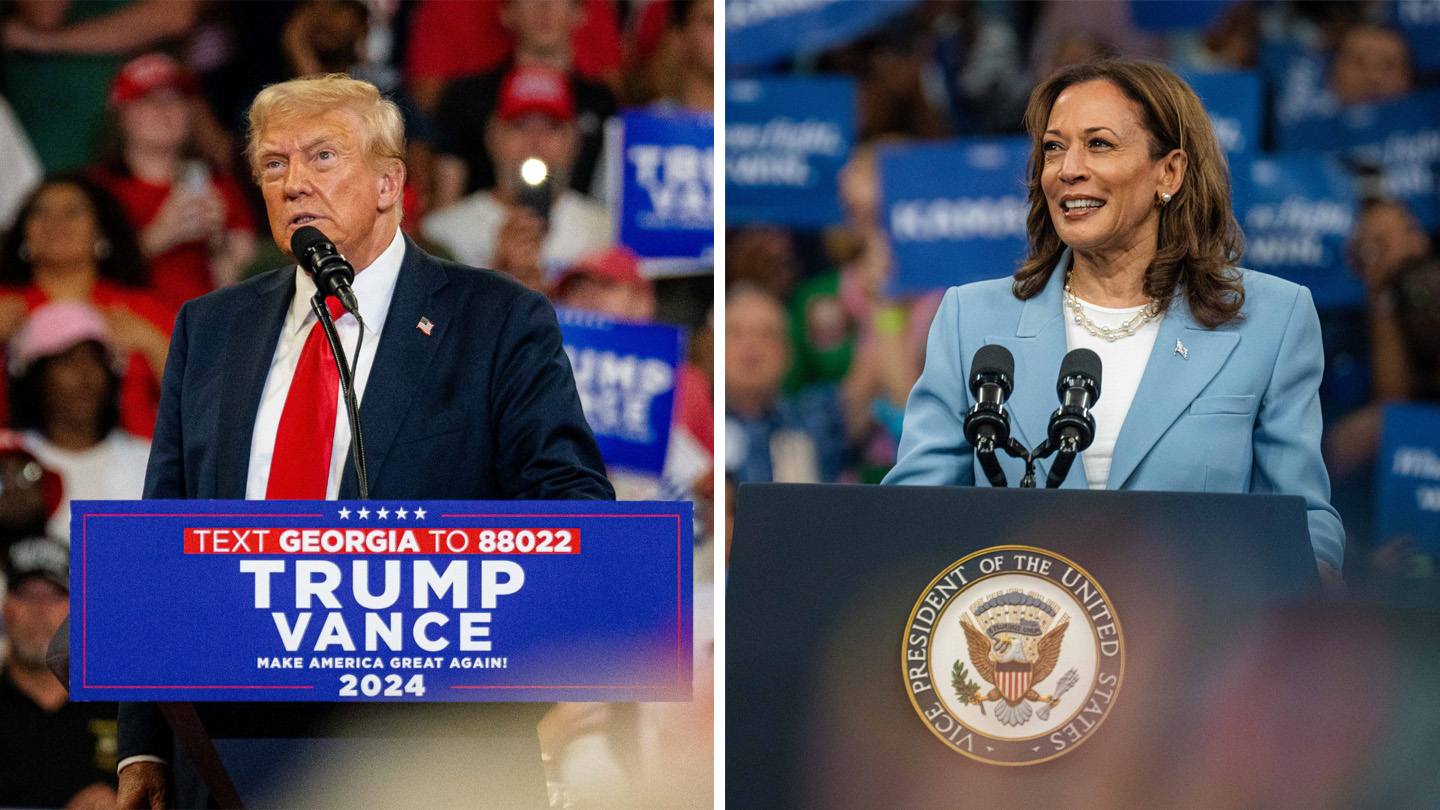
557 309 684 475
726 76 855 228
726 0 918 70
617 109 714 265
1131 0 1232 31
1393 1 1440 73
1184 70 1262 159
1232 155 1363 310
1375 403 1440 553
70 500 692 703
1311 90 1440 232
880 137 1030 296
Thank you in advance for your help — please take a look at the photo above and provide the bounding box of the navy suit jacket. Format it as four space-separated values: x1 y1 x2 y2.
119 238 613 787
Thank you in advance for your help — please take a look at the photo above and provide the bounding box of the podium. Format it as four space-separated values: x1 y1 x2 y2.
727 484 1318 810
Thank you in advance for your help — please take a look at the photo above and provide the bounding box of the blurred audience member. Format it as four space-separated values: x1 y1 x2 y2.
1029 1 1161 81
0 0 200 172
0 537 118 809
0 175 173 439
0 432 62 546
637 0 715 113
405 0 623 111
1350 199 1434 403
1173 1 1261 71
9 303 151 543
281 0 370 79
928 1 1030 134
821 18 950 141
431 0 617 206
725 284 848 484
1330 24 1413 107
423 66 613 290
725 225 799 301
91 53 257 311
552 247 713 502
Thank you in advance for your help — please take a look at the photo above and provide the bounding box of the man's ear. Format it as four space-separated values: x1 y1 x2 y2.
376 159 407 214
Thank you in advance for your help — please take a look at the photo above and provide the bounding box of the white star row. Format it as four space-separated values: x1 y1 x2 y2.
337 506 428 520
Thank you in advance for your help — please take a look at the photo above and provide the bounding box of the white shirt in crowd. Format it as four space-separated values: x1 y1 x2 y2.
22 429 150 542
244 227 404 500
421 189 613 276
1063 296 1163 490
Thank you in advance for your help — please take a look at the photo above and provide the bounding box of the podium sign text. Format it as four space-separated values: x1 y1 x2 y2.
71 500 692 703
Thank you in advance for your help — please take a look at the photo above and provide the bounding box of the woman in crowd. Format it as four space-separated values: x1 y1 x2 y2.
0 174 172 438
90 52 256 311
884 58 1343 575
8 302 151 542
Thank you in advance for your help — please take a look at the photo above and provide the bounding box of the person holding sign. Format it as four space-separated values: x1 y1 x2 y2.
117 74 612 810
884 59 1344 577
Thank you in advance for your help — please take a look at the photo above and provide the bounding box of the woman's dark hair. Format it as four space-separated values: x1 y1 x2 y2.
8 341 121 439
0 173 150 288
1014 58 1246 328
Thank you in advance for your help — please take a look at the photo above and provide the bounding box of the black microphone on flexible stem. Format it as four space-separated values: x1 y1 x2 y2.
290 225 360 317
1045 348 1102 488
964 344 1015 487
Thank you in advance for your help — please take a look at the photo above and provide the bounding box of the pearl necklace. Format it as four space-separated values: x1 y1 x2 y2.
1063 271 1159 342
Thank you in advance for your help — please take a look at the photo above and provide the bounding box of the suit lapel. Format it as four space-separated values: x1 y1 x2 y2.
1105 296 1239 490
985 250 1070 458
216 270 294 498
339 239 453 498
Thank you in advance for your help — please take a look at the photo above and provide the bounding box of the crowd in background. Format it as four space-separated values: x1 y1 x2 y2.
724 0 1440 593
0 1 714 808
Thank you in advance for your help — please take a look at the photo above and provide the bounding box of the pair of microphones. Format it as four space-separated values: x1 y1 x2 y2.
962 345 1102 488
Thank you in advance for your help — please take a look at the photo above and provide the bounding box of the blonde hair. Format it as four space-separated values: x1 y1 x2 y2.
1014 58 1245 328
245 74 405 179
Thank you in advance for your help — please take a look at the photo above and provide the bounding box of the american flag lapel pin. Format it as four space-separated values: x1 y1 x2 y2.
1174 338 1188 360
417 316 434 336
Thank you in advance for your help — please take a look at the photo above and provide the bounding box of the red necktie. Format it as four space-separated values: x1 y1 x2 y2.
266 297 347 499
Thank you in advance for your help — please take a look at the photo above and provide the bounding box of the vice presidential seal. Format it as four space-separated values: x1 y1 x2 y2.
902 546 1124 765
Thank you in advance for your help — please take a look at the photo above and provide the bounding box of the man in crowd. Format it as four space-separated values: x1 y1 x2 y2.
423 65 613 290
0 536 118 809
430 0 617 204
118 72 611 810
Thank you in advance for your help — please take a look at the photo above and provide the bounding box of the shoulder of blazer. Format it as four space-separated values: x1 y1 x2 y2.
421 253 547 313
1232 267 1307 329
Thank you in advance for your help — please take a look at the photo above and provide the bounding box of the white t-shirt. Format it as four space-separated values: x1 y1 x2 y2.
22 430 151 542
1062 297 1163 490
421 189 614 277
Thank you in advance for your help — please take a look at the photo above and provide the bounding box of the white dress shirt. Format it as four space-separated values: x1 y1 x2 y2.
244 227 405 500
1063 295 1163 490
421 189 613 277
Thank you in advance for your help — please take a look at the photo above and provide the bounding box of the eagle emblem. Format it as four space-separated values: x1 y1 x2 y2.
954 590 1079 726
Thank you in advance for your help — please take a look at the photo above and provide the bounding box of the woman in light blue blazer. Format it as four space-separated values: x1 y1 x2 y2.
884 59 1344 574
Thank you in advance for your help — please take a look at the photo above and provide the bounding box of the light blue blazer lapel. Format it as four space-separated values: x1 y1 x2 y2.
984 250 1073 486
1106 293 1239 490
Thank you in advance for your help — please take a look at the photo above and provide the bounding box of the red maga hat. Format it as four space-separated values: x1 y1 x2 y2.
108 52 197 108
496 66 575 122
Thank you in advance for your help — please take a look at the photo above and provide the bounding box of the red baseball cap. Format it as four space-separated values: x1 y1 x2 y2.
496 66 575 122
553 246 648 296
108 52 197 108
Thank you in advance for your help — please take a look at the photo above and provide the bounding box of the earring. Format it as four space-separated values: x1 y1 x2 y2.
94 238 111 260
18 243 32 262
1158 192 1173 207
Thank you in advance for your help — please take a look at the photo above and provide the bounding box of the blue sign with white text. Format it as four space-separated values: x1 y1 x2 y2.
70 500 692 703
1131 0 1232 31
1375 403 1440 553
558 310 684 476
618 109 714 265
1185 70 1262 159
726 76 855 228
1232 155 1363 310
880 137 1030 296
726 0 918 69
1393 1 1440 73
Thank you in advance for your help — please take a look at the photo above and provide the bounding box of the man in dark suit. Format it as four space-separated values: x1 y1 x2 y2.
117 74 612 809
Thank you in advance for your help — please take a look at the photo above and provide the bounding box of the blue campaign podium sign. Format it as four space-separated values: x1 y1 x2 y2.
726 76 855 228
1376 403 1440 553
69 500 692 703
557 309 684 476
880 137 1030 296
1231 155 1363 310
617 109 714 267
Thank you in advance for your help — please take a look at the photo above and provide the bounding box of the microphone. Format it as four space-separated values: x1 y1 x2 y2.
964 345 1015 487
290 225 360 316
1045 348 1101 488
